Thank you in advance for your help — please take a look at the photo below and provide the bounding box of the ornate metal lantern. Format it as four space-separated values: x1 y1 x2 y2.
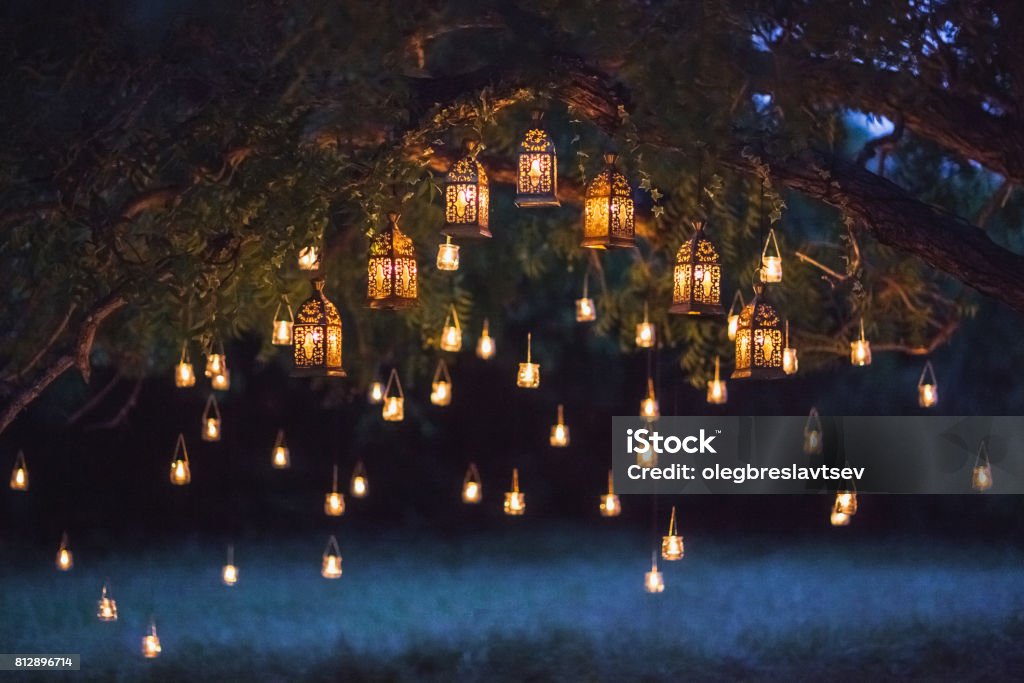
325 464 346 516
973 440 992 491
382 368 404 421
476 318 496 359
599 470 621 517
732 283 784 380
271 429 290 469
803 408 823 455
726 291 744 341
222 544 238 586
271 299 294 346
175 342 195 388
549 404 569 447
293 278 345 377
918 361 938 408
636 302 655 348
442 141 490 239
367 213 418 309
170 433 191 485
850 318 872 367
582 153 635 249
97 582 118 621
503 468 525 515
516 333 540 388
640 378 659 421
706 356 728 405
670 220 725 315
201 394 221 442
439 305 462 352
350 461 368 498
9 450 28 491
644 553 665 594
661 506 684 560
56 532 73 571
575 275 596 323
436 236 460 271
462 463 482 503
321 535 342 579
515 116 559 207
782 321 798 375
430 359 452 406
760 227 783 283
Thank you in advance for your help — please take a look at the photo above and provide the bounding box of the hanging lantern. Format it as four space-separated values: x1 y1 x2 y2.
321 535 343 579
972 440 993 491
9 450 28 491
706 356 728 405
918 361 938 408
503 468 525 515
381 368 404 421
175 342 196 388
462 463 482 503
137 619 157 657
516 333 540 388
850 318 872 367
201 393 222 442
670 220 725 315
439 305 462 352
56 532 73 571
760 227 783 283
293 278 345 377
635 442 657 468
582 153 635 249
549 404 570 447
350 461 368 498
640 378 659 421
297 245 321 271
97 582 118 621
477 318 496 360
515 115 559 208
430 359 453 406
367 213 418 309
271 429 290 469
442 141 490 238
732 283 784 380
205 341 226 378
599 470 621 517
835 488 858 516
325 464 346 516
222 544 238 586
636 302 656 348
367 380 385 404
661 506 684 560
169 433 191 486
803 408 823 455
211 366 230 391
575 275 596 323
782 321 799 375
829 503 851 527
436 235 460 271
644 553 665 594
726 291 744 341
271 299 294 346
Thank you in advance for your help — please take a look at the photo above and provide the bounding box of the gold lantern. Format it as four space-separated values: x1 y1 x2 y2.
516 333 540 388
726 291 744 341
439 305 462 352
635 442 657 468
222 544 238 586
201 393 221 442
731 283 784 380
973 440 993 491
670 220 725 315
56 532 73 571
644 553 665 594
515 117 559 207
661 506 684 560
803 408 823 455
640 378 660 421
504 468 525 515
142 620 161 659
297 245 321 271
321 535 343 579
367 380 384 404
436 235 460 271
97 582 118 621
477 318 496 360
9 450 28 491
293 278 345 377
599 470 621 517
760 227 783 283
367 213 418 309
462 463 482 503
271 299 294 346
918 361 938 408
175 341 196 388
782 321 798 375
442 141 491 238
351 461 368 498
575 275 596 323
430 359 453 406
271 429 290 469
549 404 570 447
205 341 226 378
636 302 656 348
850 318 872 367
170 433 191 486
325 464 346 516
582 153 635 249
706 356 728 405
381 368 404 421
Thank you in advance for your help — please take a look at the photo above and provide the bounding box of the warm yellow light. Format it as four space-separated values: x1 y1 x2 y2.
830 509 851 526
462 480 480 503
640 378 659 420
351 463 368 498
760 228 783 283
56 533 73 571
325 491 345 516
575 297 596 322
549 404 569 447
635 443 657 468
516 333 540 388
782 348 799 375
707 356 728 405
918 361 938 408
504 468 525 515
170 433 191 485
211 370 231 391
804 408 822 454
321 535 343 579
205 352 224 378
272 319 293 346
142 623 162 659
222 563 238 586
644 564 665 594
272 445 290 469
436 236 460 271
175 362 195 388
636 321 655 348
477 319 496 359
10 465 28 491
97 584 117 621
850 318 871 366
430 380 452 406
297 245 320 271
204 417 221 442
972 464 992 491
661 506 684 560
726 291 744 341
367 381 384 404
835 491 857 515
382 396 404 421
439 305 462 352
727 314 739 341
600 471 620 517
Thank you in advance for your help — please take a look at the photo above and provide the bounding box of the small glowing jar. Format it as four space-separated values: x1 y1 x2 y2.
9 451 28 491
175 342 196 388
640 378 659 420
56 533 73 571
644 557 665 594
211 369 231 391
973 441 992 491
439 306 462 352
549 404 569 447
600 471 621 517
635 443 657 468
516 333 540 388
271 300 294 346
222 545 238 586
503 468 525 515
97 584 118 621
830 508 851 526
430 359 452 407
205 349 225 378
575 296 596 323
169 434 191 485
661 507 684 560
635 302 655 348
782 321 798 375
804 408 823 454
706 356 728 405
760 228 783 283
201 394 222 442
462 463 482 504
850 318 872 366
324 464 346 515
297 245 320 271
321 535 343 579
142 622 161 659
436 236 460 271
477 319 496 360
351 462 368 498
918 361 938 408
726 291 744 341
271 430 290 469
834 490 857 516
381 368 404 421
367 380 384 404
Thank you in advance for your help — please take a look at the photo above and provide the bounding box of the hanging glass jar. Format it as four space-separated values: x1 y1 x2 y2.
515 113 559 207
325 464 346 516
803 408 823 455
350 461 369 498
321 535 343 579
732 282 785 380
271 299 294 346
201 394 222 442
381 368 404 421
582 153 635 249
782 321 798 375
442 141 491 238
271 429 290 469
503 468 525 515
439 305 462 352
169 433 191 485
640 378 659 421
635 442 657 468
462 463 482 504
706 356 728 405
436 235 460 271
644 552 665 594
636 302 656 348
575 274 596 323
293 278 345 377
367 213 418 309
760 227 783 283
175 341 196 388
222 544 238 586
918 361 938 408
549 404 570 447
476 318 496 359
972 440 993 491
670 220 725 315
97 582 118 621
367 379 385 404
56 532 73 571
205 340 226 378
726 291 744 341
599 470 621 517
850 318 872 367
516 333 540 388
9 450 28 491
661 506 684 560
430 359 453 406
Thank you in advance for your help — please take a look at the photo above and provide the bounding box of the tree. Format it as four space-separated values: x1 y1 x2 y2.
1 0 1021 434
